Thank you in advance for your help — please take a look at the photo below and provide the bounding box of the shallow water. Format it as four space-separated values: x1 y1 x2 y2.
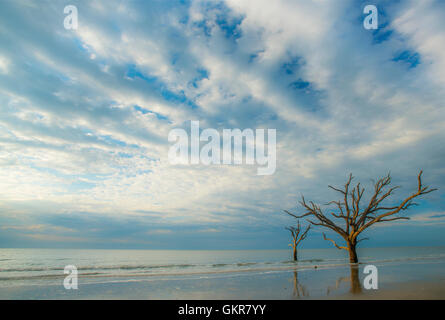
1 246 445 291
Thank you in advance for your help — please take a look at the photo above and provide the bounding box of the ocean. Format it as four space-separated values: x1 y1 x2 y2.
1 247 445 299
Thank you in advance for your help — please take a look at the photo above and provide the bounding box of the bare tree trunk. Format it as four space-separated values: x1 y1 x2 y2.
286 223 310 262
347 241 358 263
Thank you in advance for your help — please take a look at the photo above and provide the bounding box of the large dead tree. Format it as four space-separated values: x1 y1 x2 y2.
285 220 311 261
285 171 436 263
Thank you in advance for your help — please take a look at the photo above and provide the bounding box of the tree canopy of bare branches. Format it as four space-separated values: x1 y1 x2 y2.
285 220 311 261
284 170 436 263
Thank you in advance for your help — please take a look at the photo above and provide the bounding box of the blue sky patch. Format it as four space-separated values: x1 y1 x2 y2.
392 50 421 68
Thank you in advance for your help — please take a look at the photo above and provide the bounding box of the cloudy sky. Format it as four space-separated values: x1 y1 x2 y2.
0 0 444 249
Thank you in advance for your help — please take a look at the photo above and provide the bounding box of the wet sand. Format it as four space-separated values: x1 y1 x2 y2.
331 279 445 299
1 257 444 299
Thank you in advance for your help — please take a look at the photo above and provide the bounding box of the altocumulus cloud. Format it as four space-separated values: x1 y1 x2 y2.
0 0 444 249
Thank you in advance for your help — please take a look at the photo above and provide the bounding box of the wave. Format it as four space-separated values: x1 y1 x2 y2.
0 272 103 281
1 253 445 283
0 259 325 273
0 264 344 282
0 263 196 273
359 254 445 265
0 260 304 273
2 253 444 273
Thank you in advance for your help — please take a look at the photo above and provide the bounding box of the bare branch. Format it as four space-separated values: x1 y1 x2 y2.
296 224 311 245
282 170 437 263
322 233 348 251
356 237 369 243
377 216 410 222
356 170 437 234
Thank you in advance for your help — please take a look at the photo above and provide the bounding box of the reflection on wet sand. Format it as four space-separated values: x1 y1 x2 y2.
349 265 362 294
292 270 309 298
290 265 363 298
326 265 362 296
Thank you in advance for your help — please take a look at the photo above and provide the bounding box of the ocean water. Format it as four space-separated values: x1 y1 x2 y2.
1 246 445 290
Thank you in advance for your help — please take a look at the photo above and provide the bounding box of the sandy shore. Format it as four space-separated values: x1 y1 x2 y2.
331 279 445 300
1 257 445 299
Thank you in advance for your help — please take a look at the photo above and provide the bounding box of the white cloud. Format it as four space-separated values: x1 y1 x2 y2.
0 0 444 245
0 54 9 74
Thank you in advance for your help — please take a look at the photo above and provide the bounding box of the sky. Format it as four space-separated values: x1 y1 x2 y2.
0 0 444 250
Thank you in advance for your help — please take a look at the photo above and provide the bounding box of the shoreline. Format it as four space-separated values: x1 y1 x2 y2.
1 258 444 299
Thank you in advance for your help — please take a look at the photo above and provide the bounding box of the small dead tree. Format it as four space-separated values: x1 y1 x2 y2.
285 220 311 261
285 171 436 263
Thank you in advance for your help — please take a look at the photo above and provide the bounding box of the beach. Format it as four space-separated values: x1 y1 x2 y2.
0 247 444 299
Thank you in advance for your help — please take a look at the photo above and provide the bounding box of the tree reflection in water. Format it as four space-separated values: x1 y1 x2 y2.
292 270 309 298
327 265 362 296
